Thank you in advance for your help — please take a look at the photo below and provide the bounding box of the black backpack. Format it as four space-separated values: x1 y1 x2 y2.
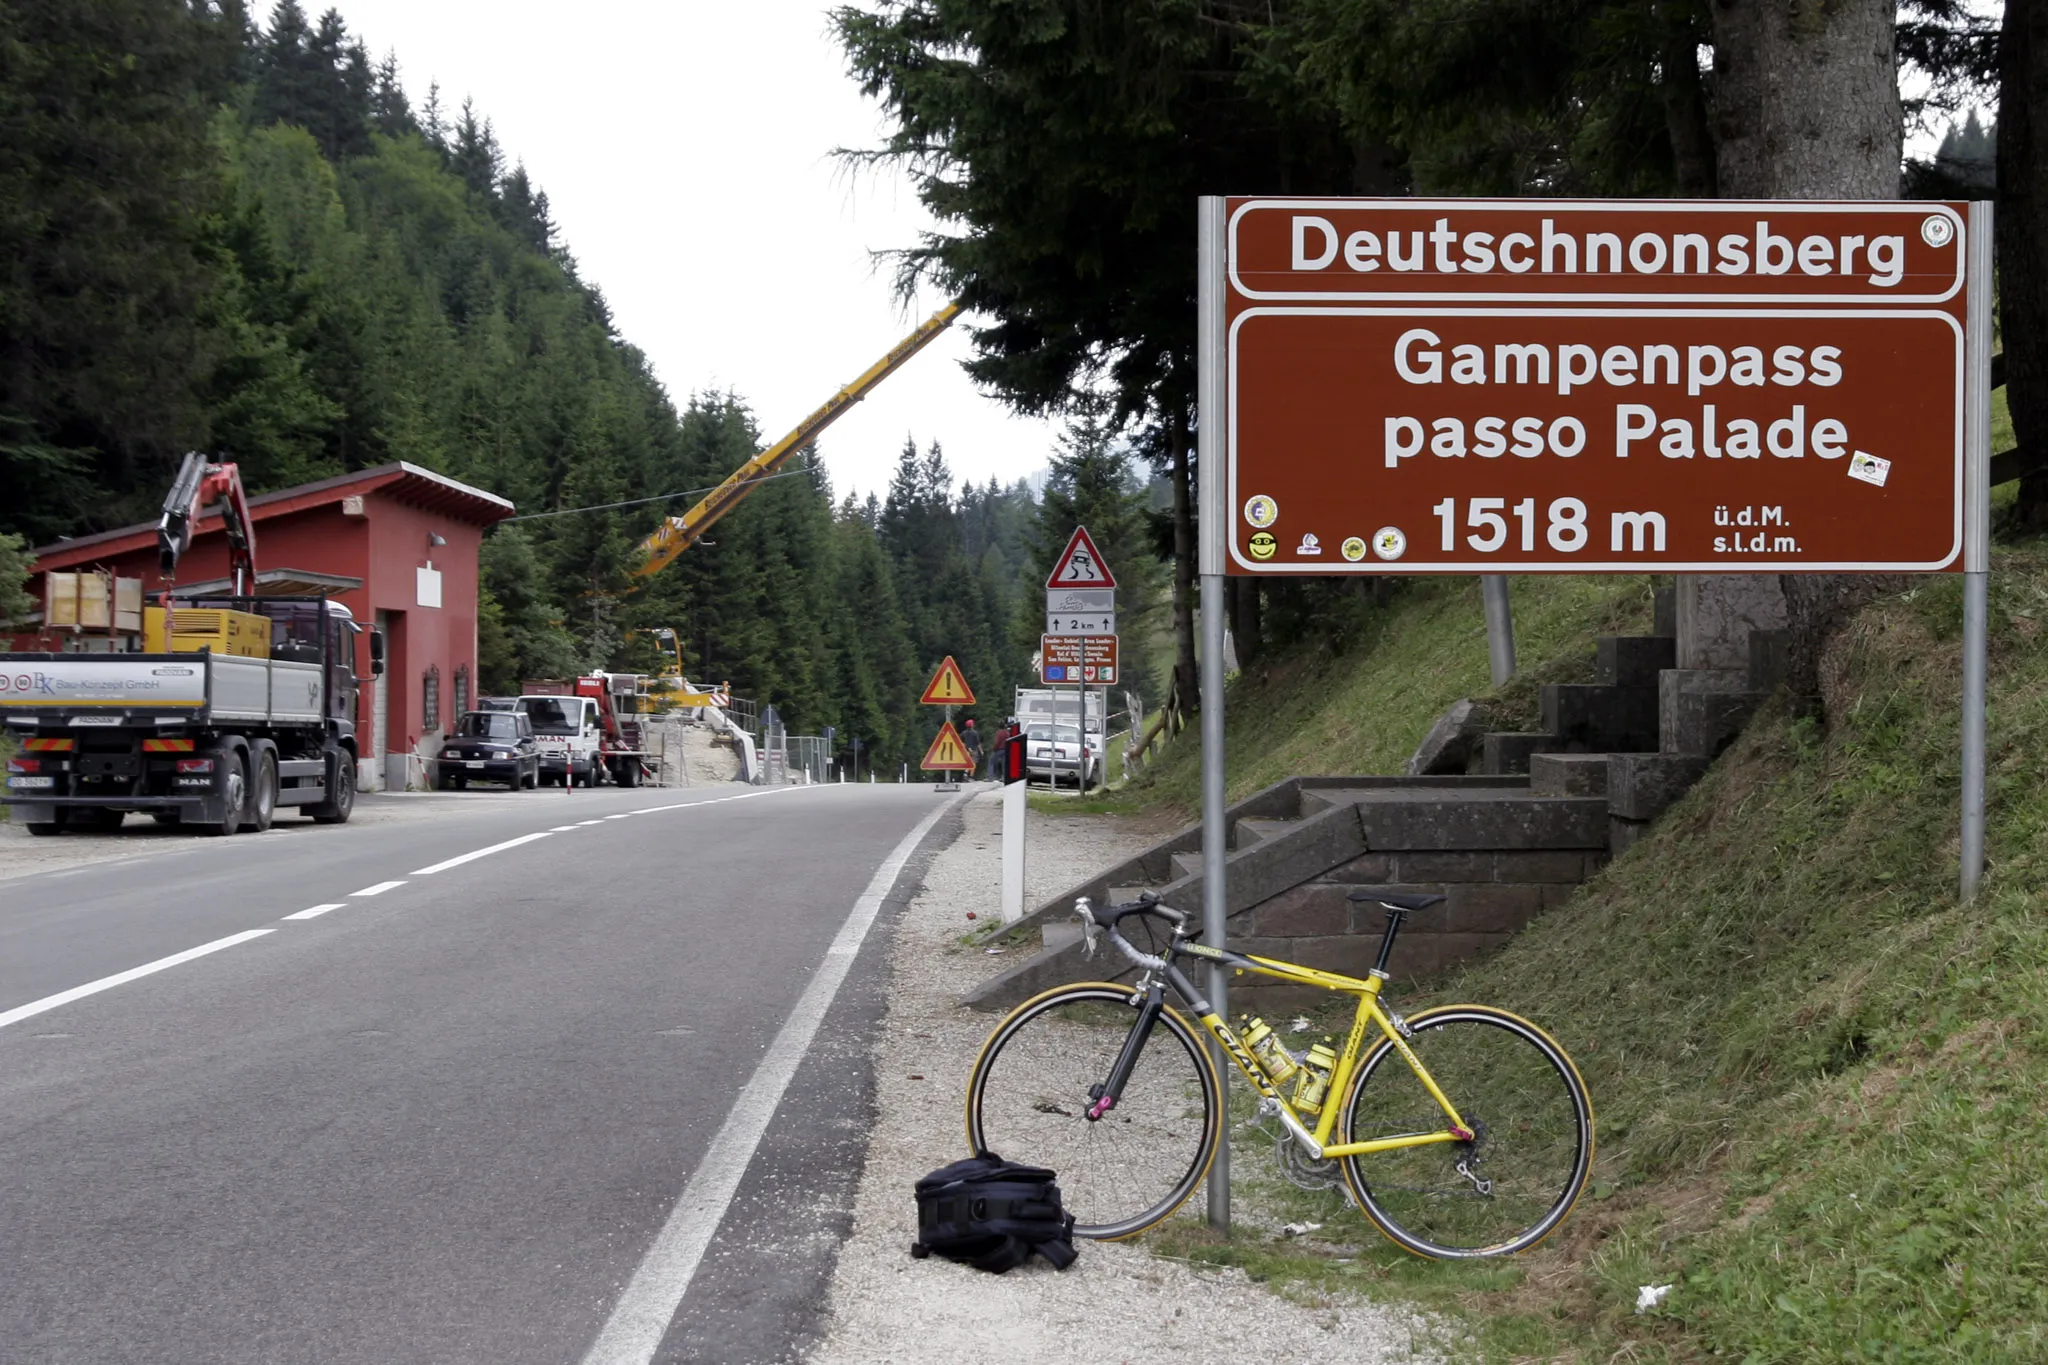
910 1153 1078 1273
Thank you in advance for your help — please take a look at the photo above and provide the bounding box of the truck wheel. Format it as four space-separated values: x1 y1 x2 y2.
614 758 639 789
309 745 354 824
200 751 246 837
240 748 277 833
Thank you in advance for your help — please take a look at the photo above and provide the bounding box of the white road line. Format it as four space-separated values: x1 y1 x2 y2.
578 794 962 1365
411 832 553 876
550 825 582 832
283 904 346 921
604 813 633 820
350 880 407 897
0 930 274 1031
576 820 605 827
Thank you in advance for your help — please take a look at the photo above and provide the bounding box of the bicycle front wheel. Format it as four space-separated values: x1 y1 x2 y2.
1339 1005 1593 1258
966 982 1222 1240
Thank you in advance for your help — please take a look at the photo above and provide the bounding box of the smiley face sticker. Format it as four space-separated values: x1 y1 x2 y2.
1248 531 1278 560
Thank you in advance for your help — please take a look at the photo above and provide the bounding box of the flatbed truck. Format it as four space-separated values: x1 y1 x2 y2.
1 595 381 836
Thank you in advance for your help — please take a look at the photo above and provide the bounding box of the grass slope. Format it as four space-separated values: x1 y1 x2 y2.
1131 544 2048 1361
1125 573 1657 815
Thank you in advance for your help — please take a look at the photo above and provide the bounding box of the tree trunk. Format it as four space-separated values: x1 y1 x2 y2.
1658 9 1717 196
1706 0 1902 710
1229 577 1262 668
2001 0 2048 526
1707 0 1901 199
1169 406 1198 716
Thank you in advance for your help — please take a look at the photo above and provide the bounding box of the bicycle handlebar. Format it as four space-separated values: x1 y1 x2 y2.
1076 894 1192 973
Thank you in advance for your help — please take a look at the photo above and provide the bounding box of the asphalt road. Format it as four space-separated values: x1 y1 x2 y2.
0 781 959 1365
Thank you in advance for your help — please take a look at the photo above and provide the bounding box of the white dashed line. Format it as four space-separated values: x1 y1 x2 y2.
550 825 581 832
604 813 633 820
283 904 346 921
0 930 274 1031
411 832 553 875
576 820 605 827
350 881 407 897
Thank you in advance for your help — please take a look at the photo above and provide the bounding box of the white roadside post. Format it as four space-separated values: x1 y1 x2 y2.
1001 746 1027 923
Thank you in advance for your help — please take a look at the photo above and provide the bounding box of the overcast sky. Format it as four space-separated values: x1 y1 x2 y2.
329 0 1057 505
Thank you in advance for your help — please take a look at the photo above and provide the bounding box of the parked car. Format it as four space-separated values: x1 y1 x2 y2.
437 710 540 790
1025 723 1101 788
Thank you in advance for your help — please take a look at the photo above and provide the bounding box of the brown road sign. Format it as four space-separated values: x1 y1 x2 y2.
1039 634 1117 685
921 720 974 771
919 655 976 705
1220 198 1976 574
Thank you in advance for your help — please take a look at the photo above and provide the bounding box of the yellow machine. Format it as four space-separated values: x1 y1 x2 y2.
635 301 961 578
141 605 271 658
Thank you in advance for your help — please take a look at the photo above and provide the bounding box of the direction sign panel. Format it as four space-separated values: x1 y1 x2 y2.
1045 587 1115 614
920 720 975 771
1218 198 1976 574
919 655 976 706
1046 526 1118 589
1040 634 1118 684
1046 610 1115 636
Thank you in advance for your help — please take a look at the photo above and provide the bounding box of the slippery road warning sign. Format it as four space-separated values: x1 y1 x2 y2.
919 655 976 706
1045 526 1118 589
1216 198 1978 574
921 720 975 771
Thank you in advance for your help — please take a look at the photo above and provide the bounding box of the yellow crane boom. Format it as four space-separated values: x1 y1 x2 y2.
635 301 962 578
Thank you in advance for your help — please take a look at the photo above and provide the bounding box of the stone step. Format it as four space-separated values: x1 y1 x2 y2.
1171 850 1202 880
1596 634 1678 688
1540 682 1661 752
1482 731 1560 775
1235 817 1296 846
1336 787 1611 850
1529 752 1610 798
1659 670 1765 757
1606 752 1710 821
1300 774 1527 815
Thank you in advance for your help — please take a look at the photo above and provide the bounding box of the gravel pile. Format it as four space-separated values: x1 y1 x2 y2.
647 717 743 786
811 789 1439 1365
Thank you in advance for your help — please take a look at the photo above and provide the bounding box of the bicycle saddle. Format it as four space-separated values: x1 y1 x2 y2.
1346 891 1447 911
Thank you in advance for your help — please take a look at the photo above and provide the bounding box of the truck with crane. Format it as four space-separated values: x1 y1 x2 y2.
0 452 380 835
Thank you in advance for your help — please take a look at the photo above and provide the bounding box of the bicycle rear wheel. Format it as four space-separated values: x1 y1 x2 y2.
966 982 1222 1240
1338 1005 1593 1258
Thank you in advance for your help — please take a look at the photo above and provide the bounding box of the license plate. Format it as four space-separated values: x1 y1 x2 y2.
465 760 485 769
7 775 55 788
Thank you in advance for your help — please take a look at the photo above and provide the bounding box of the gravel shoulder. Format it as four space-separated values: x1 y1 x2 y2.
811 789 1439 1365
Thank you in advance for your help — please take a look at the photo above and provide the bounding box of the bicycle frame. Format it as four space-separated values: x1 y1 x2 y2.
1142 939 1474 1162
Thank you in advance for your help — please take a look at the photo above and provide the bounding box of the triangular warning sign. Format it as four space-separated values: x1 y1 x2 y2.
1045 525 1117 589
921 720 974 771
919 655 976 705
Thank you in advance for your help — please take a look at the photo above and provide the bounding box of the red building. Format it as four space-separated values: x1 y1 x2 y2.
14 462 514 791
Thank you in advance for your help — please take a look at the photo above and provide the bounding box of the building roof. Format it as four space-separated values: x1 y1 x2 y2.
31 462 516 570
171 567 366 597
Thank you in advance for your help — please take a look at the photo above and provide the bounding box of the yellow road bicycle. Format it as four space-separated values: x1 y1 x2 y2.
965 892 1594 1258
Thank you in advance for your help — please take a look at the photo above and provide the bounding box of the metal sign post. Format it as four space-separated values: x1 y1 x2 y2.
1961 202 1993 898
1197 197 1232 1230
1198 193 1993 1231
